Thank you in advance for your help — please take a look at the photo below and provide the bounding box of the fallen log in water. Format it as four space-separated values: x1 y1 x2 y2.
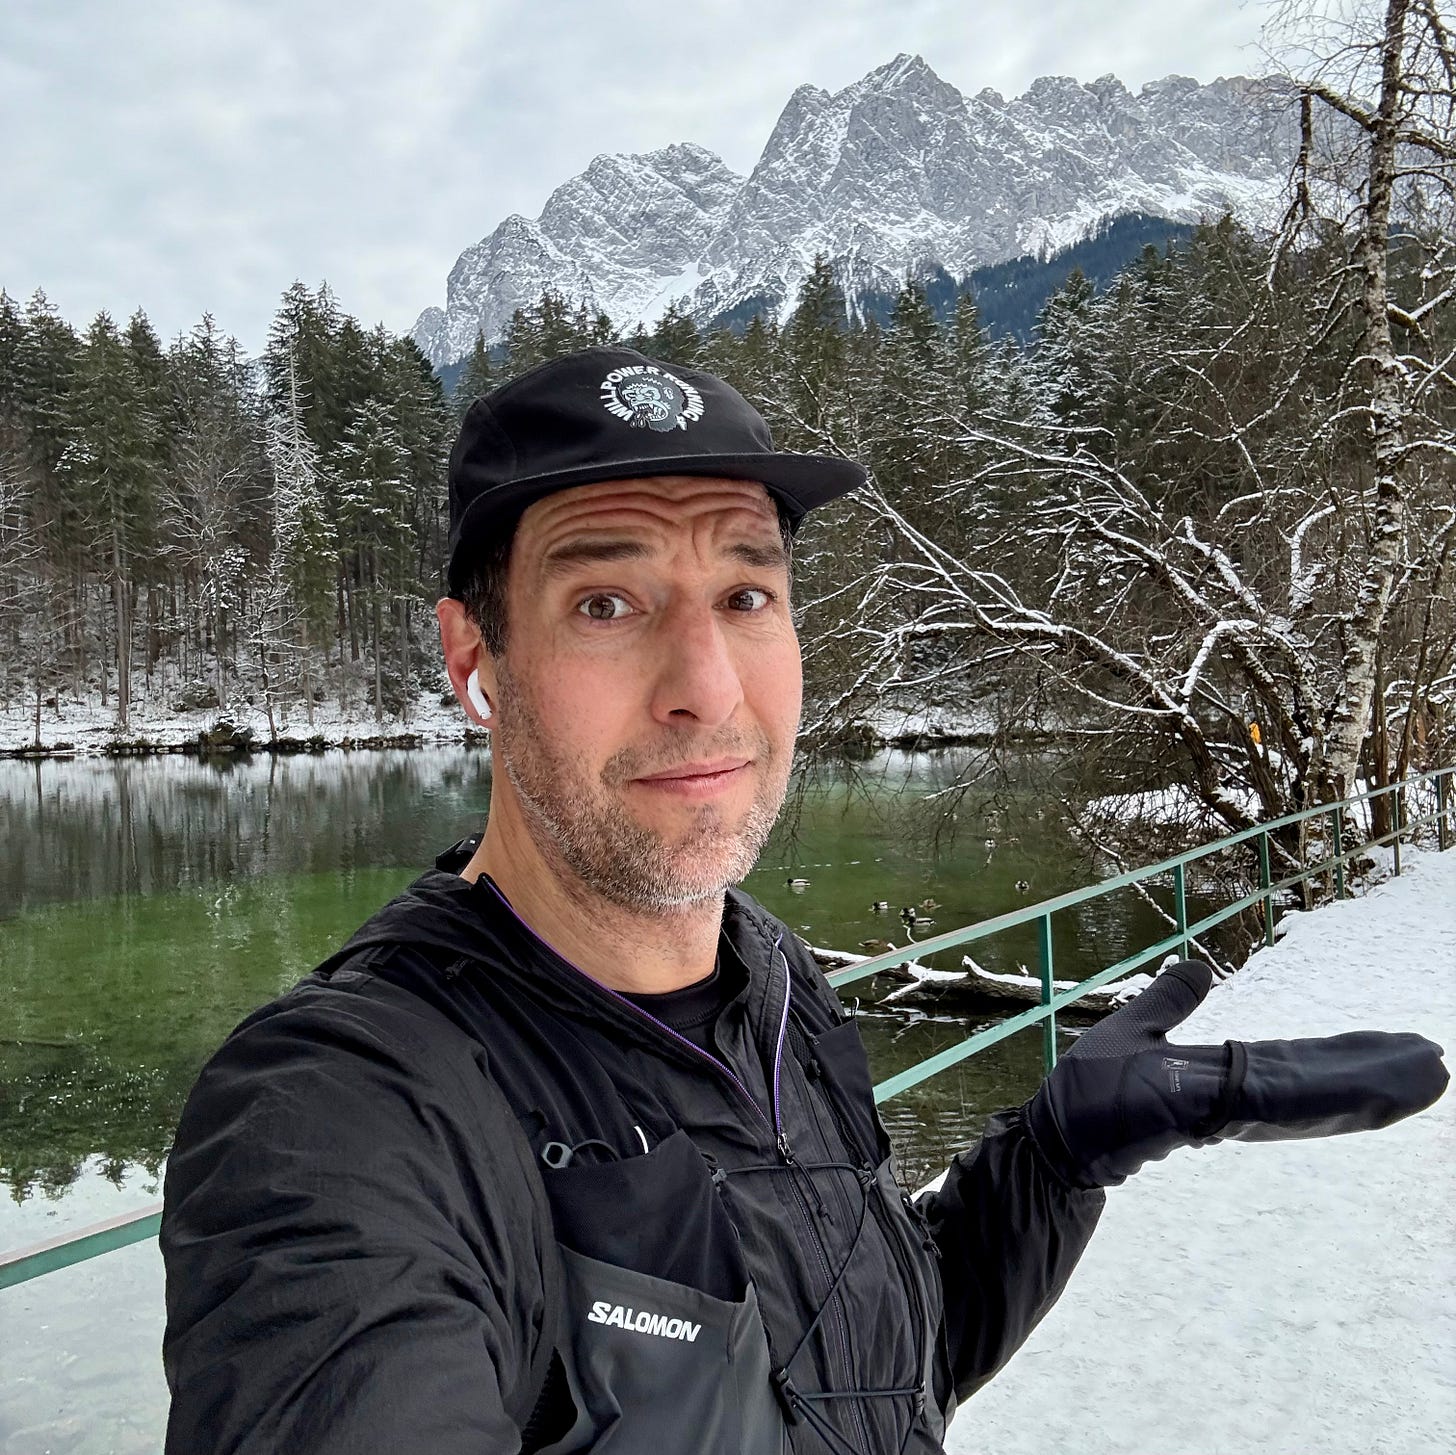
804 942 1151 1021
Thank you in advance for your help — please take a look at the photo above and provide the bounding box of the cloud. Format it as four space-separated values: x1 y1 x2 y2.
0 0 1267 354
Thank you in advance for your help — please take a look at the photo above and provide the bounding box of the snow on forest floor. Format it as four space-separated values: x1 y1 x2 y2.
1 692 1014 755
0 689 475 754
1 693 1020 756
945 842 1456 1455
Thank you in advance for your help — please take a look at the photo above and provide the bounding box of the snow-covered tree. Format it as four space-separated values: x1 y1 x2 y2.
257 344 335 732
335 398 416 720
1267 0 1456 807
454 330 496 417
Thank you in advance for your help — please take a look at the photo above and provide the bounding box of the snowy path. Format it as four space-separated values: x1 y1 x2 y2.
945 845 1456 1455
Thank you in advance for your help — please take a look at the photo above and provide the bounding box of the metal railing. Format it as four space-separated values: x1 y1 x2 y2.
3 764 1451 1295
828 765 1453 1103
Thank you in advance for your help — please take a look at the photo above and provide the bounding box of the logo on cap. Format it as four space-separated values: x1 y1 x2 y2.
600 365 705 433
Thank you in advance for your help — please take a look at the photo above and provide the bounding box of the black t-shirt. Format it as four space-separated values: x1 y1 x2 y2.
621 942 747 1054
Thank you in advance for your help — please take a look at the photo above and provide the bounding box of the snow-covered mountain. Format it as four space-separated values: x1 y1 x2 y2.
414 55 1295 366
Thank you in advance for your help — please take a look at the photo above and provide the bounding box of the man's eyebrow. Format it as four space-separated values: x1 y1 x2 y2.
540 539 652 577
727 540 789 570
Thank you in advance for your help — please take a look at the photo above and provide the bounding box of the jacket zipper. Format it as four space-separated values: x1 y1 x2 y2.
771 946 871 1455
482 876 775 1131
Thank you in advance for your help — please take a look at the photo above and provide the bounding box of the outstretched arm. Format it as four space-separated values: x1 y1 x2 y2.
918 1108 1106 1403
921 959 1447 1407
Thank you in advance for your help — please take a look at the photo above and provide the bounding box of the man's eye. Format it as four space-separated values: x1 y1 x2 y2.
577 593 631 620
725 588 772 612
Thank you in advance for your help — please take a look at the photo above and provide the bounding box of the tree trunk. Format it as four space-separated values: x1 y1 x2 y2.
1368 650 1392 840
348 565 360 664
99 580 109 710
397 595 410 722
214 605 226 709
73 568 86 704
372 574 383 723
259 638 277 743
336 567 347 665
301 617 315 728
1323 0 1411 795
111 527 130 730
144 585 156 691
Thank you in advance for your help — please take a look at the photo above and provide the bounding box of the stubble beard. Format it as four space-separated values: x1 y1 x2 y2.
491 660 790 915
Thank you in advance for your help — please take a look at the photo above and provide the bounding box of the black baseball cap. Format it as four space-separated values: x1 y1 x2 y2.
446 345 866 592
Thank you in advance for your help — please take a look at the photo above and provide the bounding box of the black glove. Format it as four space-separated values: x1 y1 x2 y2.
1025 959 1449 1190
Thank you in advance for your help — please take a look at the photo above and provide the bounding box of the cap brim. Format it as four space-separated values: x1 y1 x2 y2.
447 450 866 590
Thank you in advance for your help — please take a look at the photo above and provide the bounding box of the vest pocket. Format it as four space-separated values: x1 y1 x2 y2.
538 1126 746 1302
533 1128 785 1452
537 1247 786 1453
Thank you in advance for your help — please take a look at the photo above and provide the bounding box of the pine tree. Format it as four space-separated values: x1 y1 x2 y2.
454 331 496 416
0 292 26 454
645 301 700 366
1033 267 1100 428
65 313 158 726
377 330 450 594
335 399 415 719
732 313 780 411
163 314 266 710
779 255 850 449
261 346 334 730
944 292 990 417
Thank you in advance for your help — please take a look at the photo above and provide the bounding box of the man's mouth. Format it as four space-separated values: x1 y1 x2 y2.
632 759 751 796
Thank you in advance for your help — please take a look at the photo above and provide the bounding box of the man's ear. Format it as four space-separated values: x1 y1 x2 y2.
436 598 497 725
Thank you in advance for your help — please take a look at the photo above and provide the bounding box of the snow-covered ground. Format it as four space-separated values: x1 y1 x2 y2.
861 702 1002 742
947 843 1456 1455
2 692 1013 756
0 689 477 755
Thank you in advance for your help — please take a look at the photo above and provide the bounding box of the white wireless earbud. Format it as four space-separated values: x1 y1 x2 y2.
465 669 492 720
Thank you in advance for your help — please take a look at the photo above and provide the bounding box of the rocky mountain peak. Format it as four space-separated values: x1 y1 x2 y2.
414 58 1297 366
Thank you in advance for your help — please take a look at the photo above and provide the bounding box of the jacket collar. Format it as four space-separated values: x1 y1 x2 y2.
321 836 788 1058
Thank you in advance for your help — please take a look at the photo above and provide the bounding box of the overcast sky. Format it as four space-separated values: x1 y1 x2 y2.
1 0 1270 354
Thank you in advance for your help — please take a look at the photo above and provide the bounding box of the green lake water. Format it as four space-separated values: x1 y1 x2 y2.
0 745 1187 1452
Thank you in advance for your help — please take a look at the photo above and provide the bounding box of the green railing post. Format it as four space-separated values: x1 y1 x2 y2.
1332 807 1345 901
1393 789 1403 877
1257 829 1275 946
1038 913 1057 1074
1439 770 1450 853
1173 861 1189 960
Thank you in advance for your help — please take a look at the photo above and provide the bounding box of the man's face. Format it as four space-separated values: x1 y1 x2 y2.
487 474 801 913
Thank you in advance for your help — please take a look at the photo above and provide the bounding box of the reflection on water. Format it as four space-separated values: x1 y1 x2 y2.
1 748 495 913
1 745 1194 1213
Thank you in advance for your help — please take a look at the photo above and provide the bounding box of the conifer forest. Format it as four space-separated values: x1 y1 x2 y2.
0 0 1451 857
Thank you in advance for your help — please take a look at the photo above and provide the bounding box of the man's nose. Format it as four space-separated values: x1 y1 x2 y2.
649 604 745 729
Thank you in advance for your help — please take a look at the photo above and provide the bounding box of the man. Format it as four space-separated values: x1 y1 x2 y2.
161 347 1447 1454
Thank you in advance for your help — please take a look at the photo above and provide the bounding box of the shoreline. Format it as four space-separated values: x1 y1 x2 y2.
0 727 494 761
0 699 1051 762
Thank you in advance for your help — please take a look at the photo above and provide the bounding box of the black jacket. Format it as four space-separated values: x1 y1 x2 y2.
161 840 1104 1453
